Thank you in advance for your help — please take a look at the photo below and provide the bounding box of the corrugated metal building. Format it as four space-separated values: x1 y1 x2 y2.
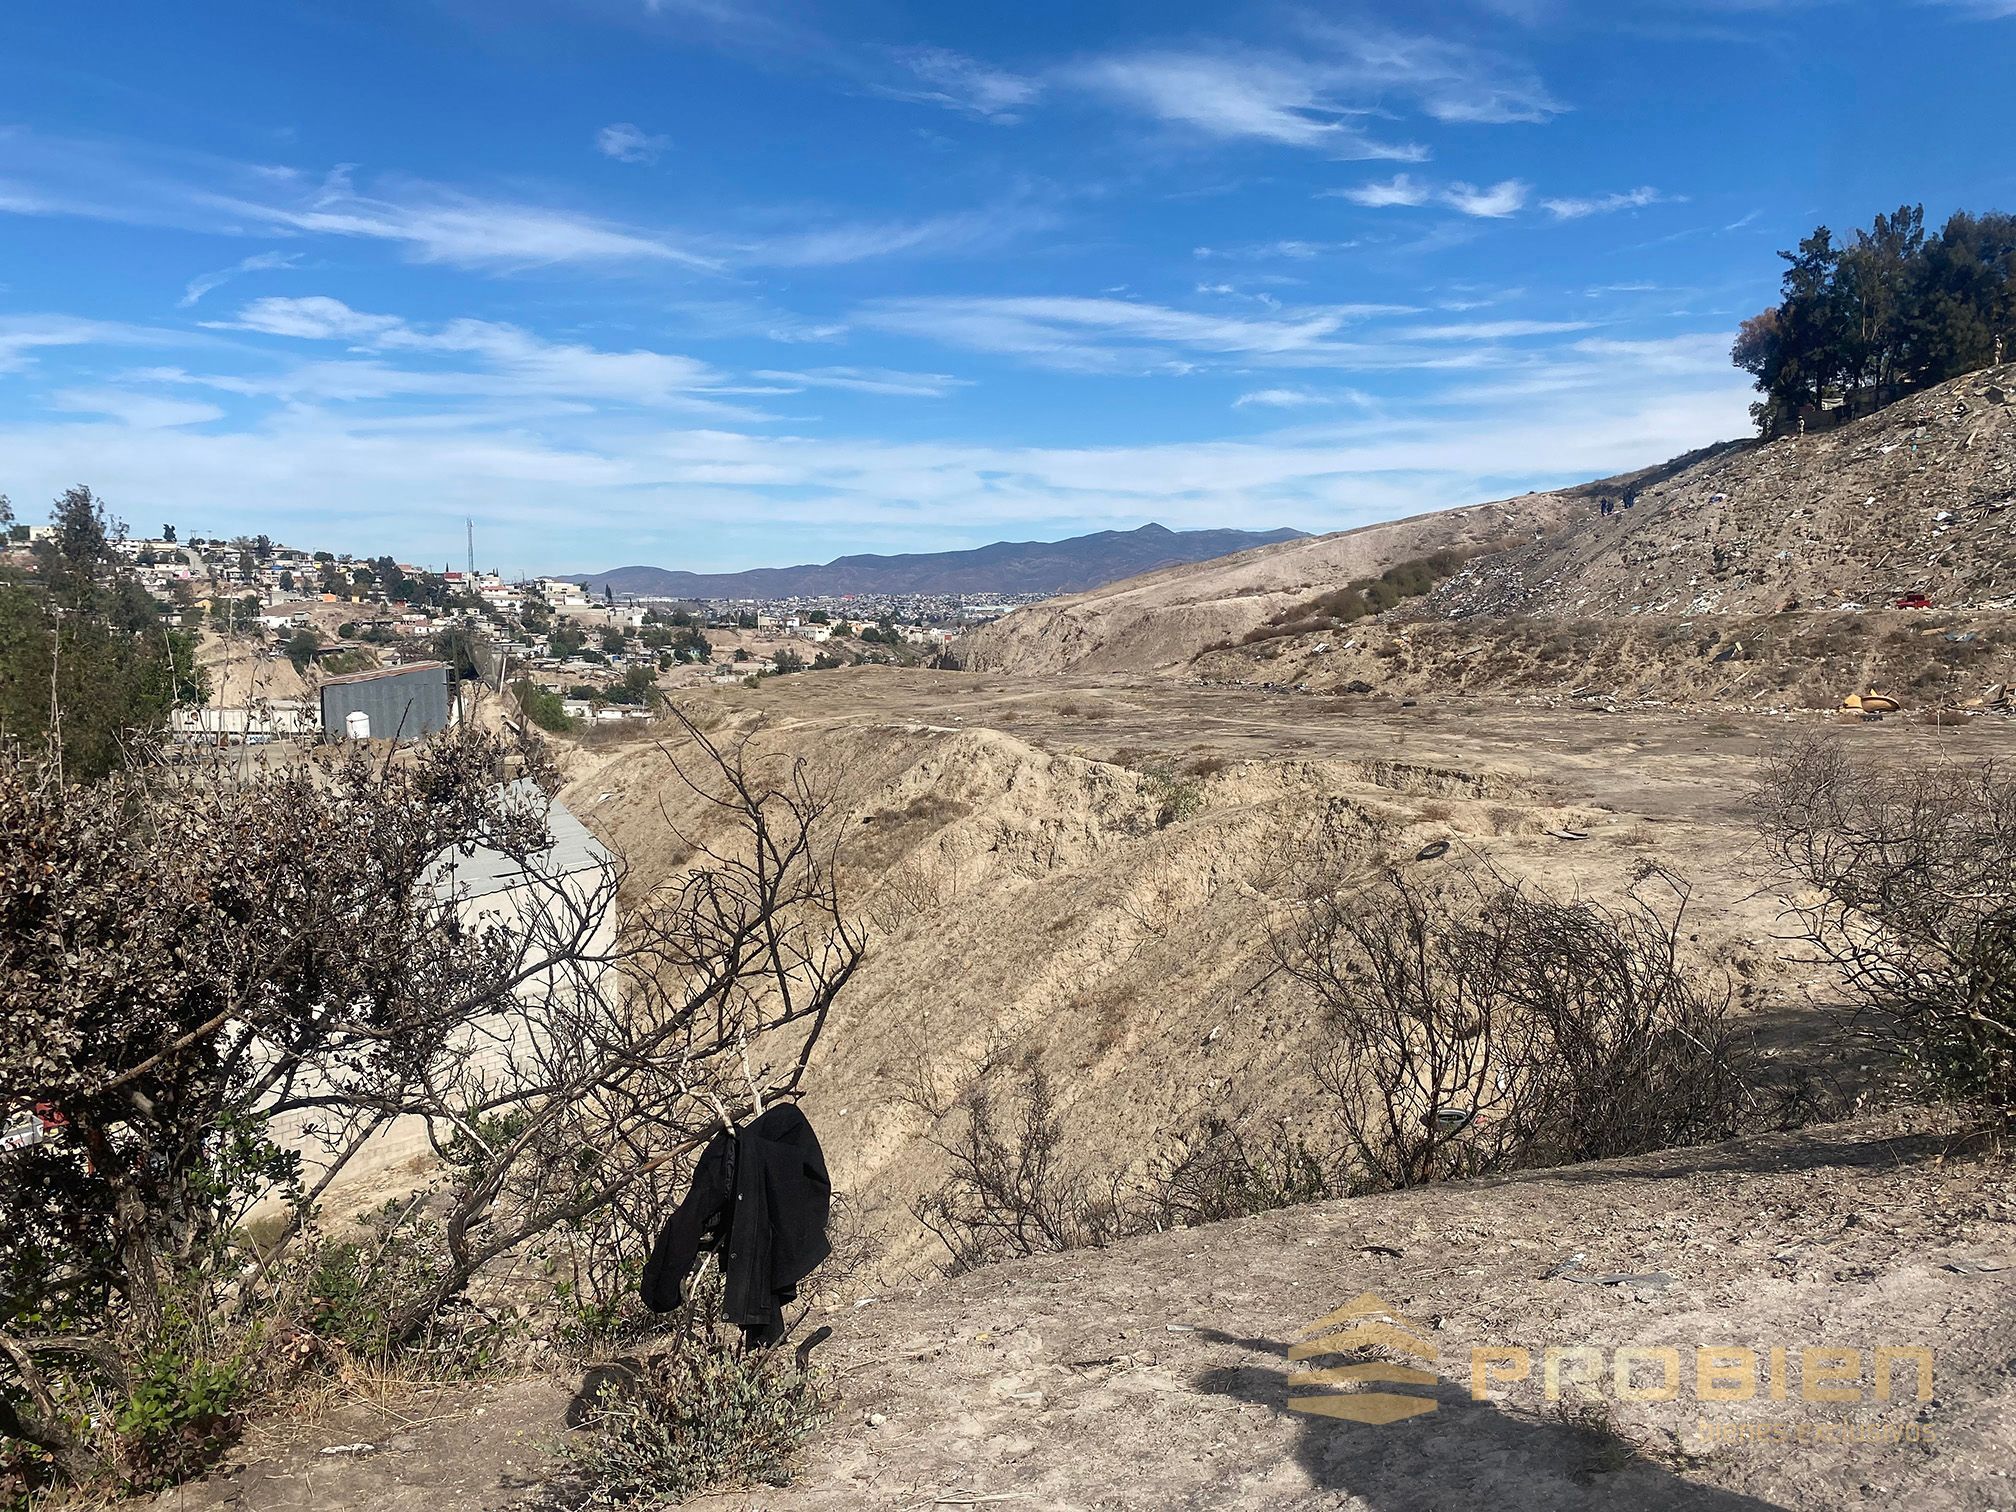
319 662 453 741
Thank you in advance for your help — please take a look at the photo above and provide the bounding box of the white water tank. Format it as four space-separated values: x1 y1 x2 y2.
345 709 371 739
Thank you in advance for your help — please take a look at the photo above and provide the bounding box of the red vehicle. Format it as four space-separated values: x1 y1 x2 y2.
1895 594 1934 609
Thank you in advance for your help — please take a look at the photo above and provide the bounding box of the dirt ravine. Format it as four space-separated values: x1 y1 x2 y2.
560 671 1946 1289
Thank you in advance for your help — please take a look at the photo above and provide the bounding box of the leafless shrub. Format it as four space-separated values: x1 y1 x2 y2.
1754 735 2016 1115
1135 1118 1334 1229
859 858 951 935
0 710 863 1490
1274 862 1750 1193
912 1070 1337 1271
912 1066 1127 1275
551 1304 828 1509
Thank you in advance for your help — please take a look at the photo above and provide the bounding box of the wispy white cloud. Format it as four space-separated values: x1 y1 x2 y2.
1068 50 1428 159
1193 238 1360 260
0 315 191 375
876 47 1039 121
596 123 670 164
665 298 850 345
49 387 224 429
0 132 1030 276
750 365 970 397
741 204 1043 267
1397 318 1594 340
1922 0 2016 17
197 295 760 417
208 167 719 270
1335 173 1432 208
857 293 1501 374
215 294 404 340
178 251 300 308
1331 174 1531 217
1541 185 1669 219
1441 179 1530 217
0 135 723 272
1233 386 1372 409
1067 24 1561 155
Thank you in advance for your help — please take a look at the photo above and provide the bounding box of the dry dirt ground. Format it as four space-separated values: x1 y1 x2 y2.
551 667 2008 1286
152 1113 2013 1512
665 663 2006 824
195 635 311 708
147 666 2013 1510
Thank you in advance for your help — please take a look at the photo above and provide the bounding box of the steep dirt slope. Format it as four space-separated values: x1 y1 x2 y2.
572 715 1548 1282
958 485 1604 676
196 633 311 706
1426 363 2016 620
1192 607 2016 712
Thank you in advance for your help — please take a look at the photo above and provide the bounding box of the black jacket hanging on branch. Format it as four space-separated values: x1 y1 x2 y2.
641 1103 832 1344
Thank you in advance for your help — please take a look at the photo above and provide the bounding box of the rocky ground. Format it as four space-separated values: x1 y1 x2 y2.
1423 364 2015 621
152 1112 2013 1512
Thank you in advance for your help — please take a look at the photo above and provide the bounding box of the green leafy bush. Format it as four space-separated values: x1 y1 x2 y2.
513 678 578 733
112 1345 250 1489
1241 550 1469 645
557 1339 827 1507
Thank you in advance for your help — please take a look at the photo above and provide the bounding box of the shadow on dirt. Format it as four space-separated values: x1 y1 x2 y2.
1452 1120 1965 1200
1193 1329 1787 1512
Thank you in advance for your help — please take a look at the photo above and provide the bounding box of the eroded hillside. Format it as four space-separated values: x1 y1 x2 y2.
1422 363 2015 620
145 674 2016 1512
958 485 1600 676
966 367 2016 698
557 671 1957 1284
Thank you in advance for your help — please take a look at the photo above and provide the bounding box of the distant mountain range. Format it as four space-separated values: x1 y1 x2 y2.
570 523 1307 600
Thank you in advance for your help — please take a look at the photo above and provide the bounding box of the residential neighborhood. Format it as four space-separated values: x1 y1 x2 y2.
5 516 1000 743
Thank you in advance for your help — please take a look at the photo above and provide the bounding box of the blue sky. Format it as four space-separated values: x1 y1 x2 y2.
2 1 2011 575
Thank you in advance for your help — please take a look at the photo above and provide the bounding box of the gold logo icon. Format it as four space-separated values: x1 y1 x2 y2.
1287 1291 1440 1424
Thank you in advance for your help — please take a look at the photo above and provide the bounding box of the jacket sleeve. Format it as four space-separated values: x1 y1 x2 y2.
640 1133 735 1312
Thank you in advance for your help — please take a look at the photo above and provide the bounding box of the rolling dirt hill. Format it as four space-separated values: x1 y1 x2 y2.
1422 363 2015 621
965 365 2016 685
958 489 1599 676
